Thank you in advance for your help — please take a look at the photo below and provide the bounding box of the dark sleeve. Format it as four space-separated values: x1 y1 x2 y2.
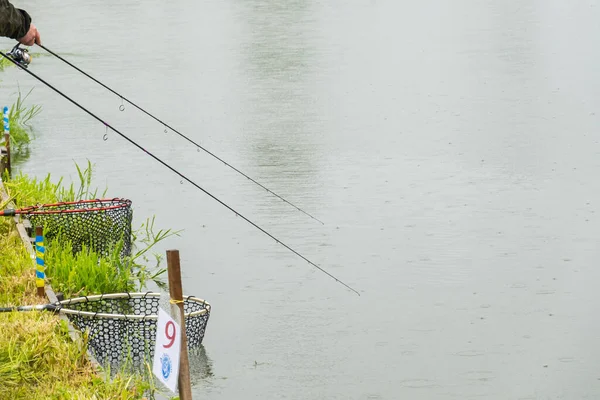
0 0 31 39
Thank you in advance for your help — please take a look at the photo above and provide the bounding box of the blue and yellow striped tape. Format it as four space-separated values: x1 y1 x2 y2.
35 234 45 288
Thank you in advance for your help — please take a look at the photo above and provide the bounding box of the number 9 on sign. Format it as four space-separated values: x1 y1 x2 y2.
163 321 176 349
153 308 181 393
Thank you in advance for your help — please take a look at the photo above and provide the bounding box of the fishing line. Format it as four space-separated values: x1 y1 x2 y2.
0 49 359 296
38 44 324 225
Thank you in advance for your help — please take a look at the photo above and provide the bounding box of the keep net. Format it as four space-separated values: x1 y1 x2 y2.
56 292 211 367
21 198 133 259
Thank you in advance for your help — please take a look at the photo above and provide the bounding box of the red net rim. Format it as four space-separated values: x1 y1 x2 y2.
20 198 132 215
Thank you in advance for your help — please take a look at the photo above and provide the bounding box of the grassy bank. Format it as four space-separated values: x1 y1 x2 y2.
0 309 154 399
0 163 177 399
0 202 154 399
0 59 178 398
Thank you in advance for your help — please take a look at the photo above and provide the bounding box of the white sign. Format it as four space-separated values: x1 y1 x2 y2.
153 308 181 393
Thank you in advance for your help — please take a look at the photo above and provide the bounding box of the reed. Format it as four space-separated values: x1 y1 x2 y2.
4 159 105 207
0 86 42 157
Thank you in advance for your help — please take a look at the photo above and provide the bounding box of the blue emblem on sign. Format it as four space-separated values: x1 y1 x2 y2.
161 353 172 379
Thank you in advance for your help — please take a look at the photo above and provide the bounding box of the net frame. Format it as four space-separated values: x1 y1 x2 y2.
54 292 210 319
20 198 133 259
55 292 211 368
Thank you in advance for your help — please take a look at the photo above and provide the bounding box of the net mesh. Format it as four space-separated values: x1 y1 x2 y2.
61 293 210 367
21 198 133 259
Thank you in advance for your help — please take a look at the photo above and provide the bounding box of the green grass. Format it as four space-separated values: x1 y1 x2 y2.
0 57 179 398
45 238 132 297
0 162 181 399
43 218 176 297
5 160 176 296
0 49 43 72
7 86 42 150
0 85 42 159
0 217 39 306
0 309 155 400
0 49 43 163
3 159 105 206
0 55 13 70
0 213 159 399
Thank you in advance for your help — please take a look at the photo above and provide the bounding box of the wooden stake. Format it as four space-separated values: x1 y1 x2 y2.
35 226 45 297
3 104 10 178
4 133 9 177
167 249 193 400
0 147 5 177
1 133 9 178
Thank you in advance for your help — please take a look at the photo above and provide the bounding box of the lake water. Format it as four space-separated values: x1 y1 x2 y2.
2 1 600 399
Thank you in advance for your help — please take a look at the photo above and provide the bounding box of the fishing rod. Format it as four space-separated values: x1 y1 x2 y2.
0 45 359 296
36 44 323 225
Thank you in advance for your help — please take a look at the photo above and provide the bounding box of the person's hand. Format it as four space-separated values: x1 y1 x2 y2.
18 23 41 46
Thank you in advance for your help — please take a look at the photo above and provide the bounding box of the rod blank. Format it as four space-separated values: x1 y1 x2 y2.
39 44 324 225
0 49 359 296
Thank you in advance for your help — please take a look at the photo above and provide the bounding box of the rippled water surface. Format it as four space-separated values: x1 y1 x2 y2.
2 1 600 398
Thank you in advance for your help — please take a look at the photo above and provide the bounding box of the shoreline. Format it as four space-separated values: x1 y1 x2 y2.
0 158 168 399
